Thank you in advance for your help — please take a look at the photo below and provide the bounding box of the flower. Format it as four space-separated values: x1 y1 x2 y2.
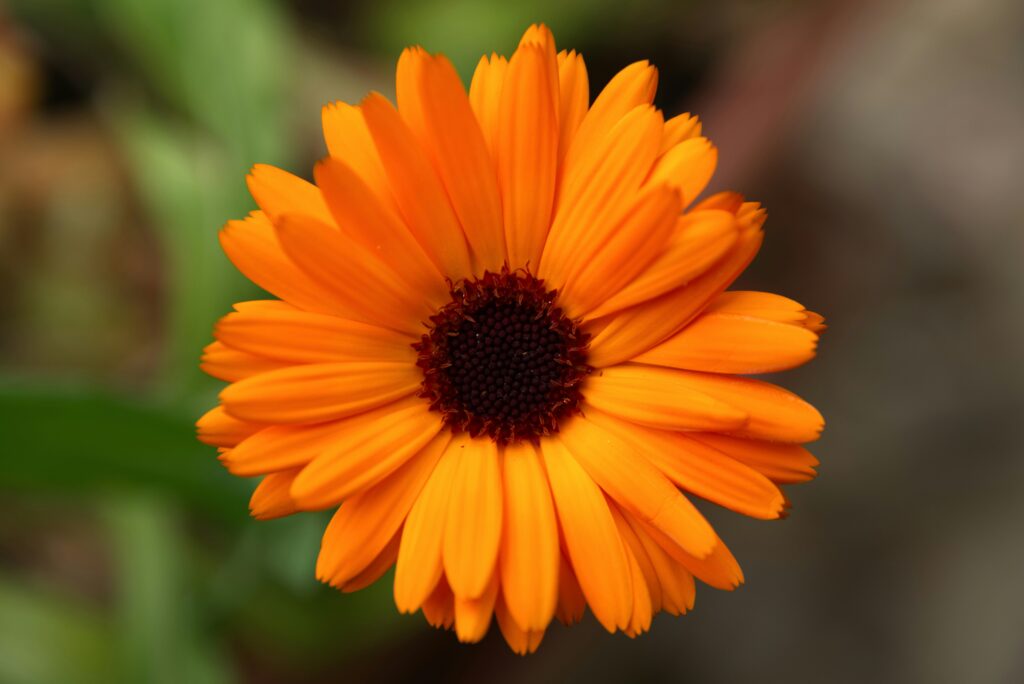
197 24 824 653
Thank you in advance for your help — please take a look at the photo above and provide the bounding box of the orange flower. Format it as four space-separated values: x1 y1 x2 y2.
198 24 824 653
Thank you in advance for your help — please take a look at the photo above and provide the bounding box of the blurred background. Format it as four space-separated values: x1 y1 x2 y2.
1 0 1022 681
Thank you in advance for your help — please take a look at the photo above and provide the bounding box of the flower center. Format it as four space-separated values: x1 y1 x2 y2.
414 268 592 444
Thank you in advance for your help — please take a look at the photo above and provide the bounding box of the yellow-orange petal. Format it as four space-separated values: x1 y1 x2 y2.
562 60 657 177
453 570 499 643
221 419 353 477
541 438 632 632
556 49 589 165
394 441 460 613
660 113 701 154
587 410 785 519
469 53 508 157
338 529 401 593
706 290 814 323
397 49 506 273
249 468 302 520
499 441 559 631
558 417 716 558
200 341 289 382
558 184 681 318
646 137 717 207
444 434 503 600
290 397 442 507
587 217 764 368
219 361 420 424
584 365 748 432
197 406 265 447
316 432 449 587
313 155 447 306
586 209 739 319
667 370 824 443
360 92 473 280
541 105 664 289
245 164 333 224
497 41 558 269
214 305 415 365
690 433 819 484
321 101 394 210
273 213 432 334
635 310 819 374
495 595 545 655
624 515 696 615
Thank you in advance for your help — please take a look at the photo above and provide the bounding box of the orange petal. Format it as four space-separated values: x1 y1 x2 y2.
495 594 546 655
249 468 302 520
394 442 459 612
541 105 664 289
586 209 739 319
690 433 819 483
609 502 662 615
584 365 748 432
314 156 447 306
443 434 503 600
245 164 333 224
397 49 505 273
422 576 455 629
196 405 265 447
221 419 354 477
624 514 695 615
274 212 432 334
588 410 785 519
558 184 680 317
646 137 717 207
556 50 589 165
316 432 449 587
706 290 814 323
613 506 653 637
321 101 394 211
361 92 473 280
562 60 658 178
587 217 764 368
215 305 415 365
497 41 558 269
338 529 401 593
499 441 558 631
219 361 420 424
631 514 743 591
660 113 701 154
558 417 716 559
200 341 289 382
290 397 442 507
635 311 819 374
667 371 824 443
469 53 508 158
219 212 342 317
555 553 586 626
454 570 499 643
541 438 632 632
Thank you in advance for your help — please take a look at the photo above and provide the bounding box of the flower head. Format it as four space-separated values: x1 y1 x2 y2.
198 24 825 653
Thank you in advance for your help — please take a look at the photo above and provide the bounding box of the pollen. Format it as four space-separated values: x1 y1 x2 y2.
414 268 592 443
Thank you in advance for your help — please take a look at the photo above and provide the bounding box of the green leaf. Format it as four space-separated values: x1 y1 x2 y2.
0 383 246 524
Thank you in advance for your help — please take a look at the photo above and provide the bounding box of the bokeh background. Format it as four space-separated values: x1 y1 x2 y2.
2 0 1022 682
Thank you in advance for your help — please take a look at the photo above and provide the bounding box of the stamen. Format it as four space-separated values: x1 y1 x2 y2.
414 267 592 443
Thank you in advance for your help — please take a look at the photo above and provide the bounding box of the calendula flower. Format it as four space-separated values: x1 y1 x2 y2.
197 24 824 653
